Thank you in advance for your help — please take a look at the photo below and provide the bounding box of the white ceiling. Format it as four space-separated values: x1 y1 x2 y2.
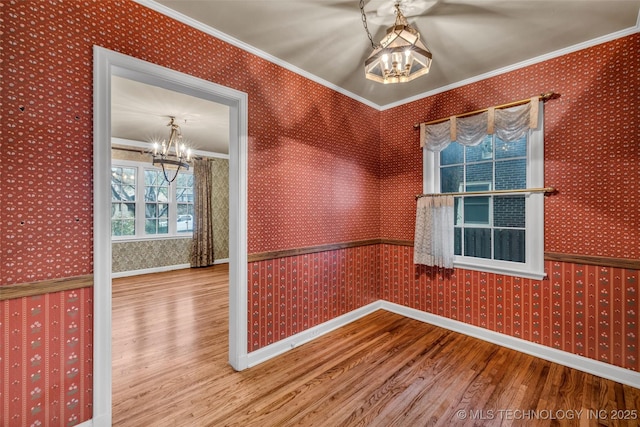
150 0 640 107
114 0 640 151
111 75 230 154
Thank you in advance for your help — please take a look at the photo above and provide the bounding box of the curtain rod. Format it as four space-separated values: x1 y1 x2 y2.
413 91 560 129
415 187 556 200
112 146 147 155
111 146 203 160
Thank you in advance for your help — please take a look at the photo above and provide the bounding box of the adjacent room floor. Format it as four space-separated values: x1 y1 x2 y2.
112 265 640 426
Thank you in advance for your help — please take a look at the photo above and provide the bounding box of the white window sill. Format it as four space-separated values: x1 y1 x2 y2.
453 261 547 280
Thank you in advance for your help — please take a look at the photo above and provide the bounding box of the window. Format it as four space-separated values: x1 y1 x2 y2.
144 169 169 235
111 160 194 240
423 109 545 279
111 166 137 236
175 173 194 233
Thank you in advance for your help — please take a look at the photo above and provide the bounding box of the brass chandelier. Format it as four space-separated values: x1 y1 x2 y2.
360 1 432 84
151 116 192 183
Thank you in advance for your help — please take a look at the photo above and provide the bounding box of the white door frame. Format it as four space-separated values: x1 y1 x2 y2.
92 46 248 427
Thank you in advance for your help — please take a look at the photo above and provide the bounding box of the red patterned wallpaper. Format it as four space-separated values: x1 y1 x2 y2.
248 246 379 351
380 244 639 371
1 0 380 286
0 289 93 426
380 33 639 260
250 243 639 372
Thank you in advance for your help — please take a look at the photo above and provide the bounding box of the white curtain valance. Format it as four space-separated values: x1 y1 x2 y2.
420 98 540 152
455 111 488 147
494 100 539 142
419 120 450 152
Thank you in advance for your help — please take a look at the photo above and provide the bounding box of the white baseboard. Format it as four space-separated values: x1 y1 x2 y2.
380 301 640 389
246 301 382 368
111 259 229 278
245 299 640 388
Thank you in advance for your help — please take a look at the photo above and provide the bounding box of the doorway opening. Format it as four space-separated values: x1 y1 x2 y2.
93 46 248 426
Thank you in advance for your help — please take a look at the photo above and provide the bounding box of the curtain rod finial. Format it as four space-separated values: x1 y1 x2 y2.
540 91 561 101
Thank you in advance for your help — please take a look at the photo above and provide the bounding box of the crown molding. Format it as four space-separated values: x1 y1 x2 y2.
380 19 640 110
111 137 229 159
136 1 639 112
134 0 380 110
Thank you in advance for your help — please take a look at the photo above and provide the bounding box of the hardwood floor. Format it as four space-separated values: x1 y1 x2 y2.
112 265 640 426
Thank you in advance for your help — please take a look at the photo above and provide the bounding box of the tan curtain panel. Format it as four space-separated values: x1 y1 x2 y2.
190 158 215 268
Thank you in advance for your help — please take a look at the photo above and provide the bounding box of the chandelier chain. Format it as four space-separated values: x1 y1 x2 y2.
359 0 377 49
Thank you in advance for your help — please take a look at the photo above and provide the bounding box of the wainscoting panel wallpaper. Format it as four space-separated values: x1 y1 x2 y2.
0 288 93 426
380 244 639 372
112 238 192 273
248 245 380 351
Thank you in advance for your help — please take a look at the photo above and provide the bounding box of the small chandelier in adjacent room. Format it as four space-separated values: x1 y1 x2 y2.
360 1 432 84
151 116 192 183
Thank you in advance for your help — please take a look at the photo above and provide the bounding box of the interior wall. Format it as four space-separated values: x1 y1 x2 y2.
247 88 381 253
378 33 640 371
0 1 380 425
249 245 379 351
211 158 230 260
112 239 192 272
381 246 639 371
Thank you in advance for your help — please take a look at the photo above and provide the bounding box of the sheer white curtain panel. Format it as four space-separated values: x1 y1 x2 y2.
414 195 455 268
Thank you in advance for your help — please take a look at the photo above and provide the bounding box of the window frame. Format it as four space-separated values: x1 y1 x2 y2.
422 104 545 279
174 173 195 233
110 165 138 238
111 159 194 242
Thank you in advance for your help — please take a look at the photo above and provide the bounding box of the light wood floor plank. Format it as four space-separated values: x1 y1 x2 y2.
112 265 640 426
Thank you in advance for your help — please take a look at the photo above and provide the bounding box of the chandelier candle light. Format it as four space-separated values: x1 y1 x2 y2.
361 1 432 83
151 116 192 183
